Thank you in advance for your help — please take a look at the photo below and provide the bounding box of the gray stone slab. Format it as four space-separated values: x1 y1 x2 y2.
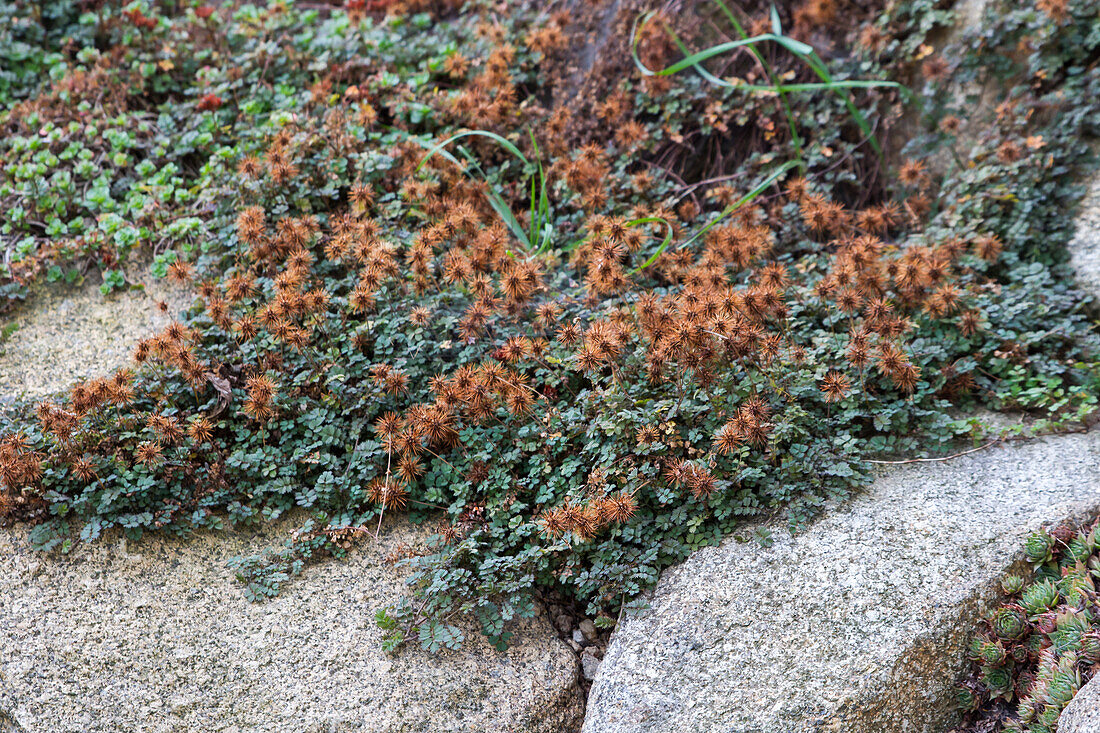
0 261 191 403
583 432 1100 733
1070 173 1100 300
1060 673 1100 733
0 518 582 733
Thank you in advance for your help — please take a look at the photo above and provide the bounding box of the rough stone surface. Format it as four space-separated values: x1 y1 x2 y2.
0 518 582 733
0 261 190 403
583 432 1100 733
581 651 602 682
1060 673 1100 733
1070 172 1100 300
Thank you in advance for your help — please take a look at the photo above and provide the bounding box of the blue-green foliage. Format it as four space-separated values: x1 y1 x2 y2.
1 0 1098 655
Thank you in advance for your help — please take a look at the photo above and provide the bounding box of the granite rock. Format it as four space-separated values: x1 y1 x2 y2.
583 432 1100 733
1060 672 1100 733
0 260 190 403
581 651 602 682
0 518 582 733
1070 170 1100 300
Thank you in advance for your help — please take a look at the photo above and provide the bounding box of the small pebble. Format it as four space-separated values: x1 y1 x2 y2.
581 650 601 681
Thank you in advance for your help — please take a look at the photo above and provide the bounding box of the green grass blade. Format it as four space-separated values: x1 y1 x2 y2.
628 160 798 275
455 146 532 251
710 0 804 168
650 34 812 75
415 130 536 251
630 11 903 160
798 49 885 157
680 159 801 251
416 130 528 173
528 130 554 254
630 14 810 78
455 148 532 251
774 80 902 91
626 217 674 274
529 169 537 245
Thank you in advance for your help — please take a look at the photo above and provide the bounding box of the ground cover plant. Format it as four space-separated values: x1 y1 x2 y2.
1 0 1099 656
0 0 221 308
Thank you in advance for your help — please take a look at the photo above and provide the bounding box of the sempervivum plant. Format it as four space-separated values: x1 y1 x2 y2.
993 606 1030 641
956 519 1100 732
1024 530 1056 565
1021 580 1061 615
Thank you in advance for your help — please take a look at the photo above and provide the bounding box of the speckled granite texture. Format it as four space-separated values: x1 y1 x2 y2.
583 432 1100 733
0 518 582 733
1060 673 1100 733
1070 171 1100 300
0 262 190 403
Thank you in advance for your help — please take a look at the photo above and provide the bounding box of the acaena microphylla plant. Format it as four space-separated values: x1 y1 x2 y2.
2 0 1099 653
